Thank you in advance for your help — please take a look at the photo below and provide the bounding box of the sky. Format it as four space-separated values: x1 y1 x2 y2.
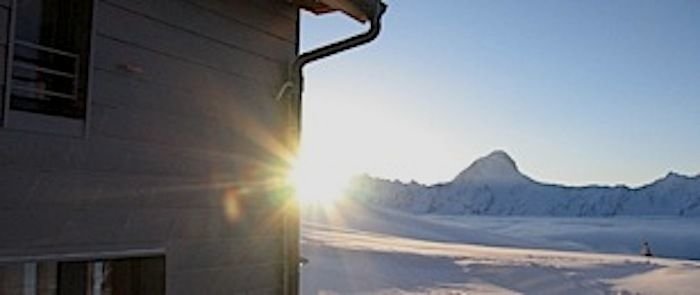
297 0 700 187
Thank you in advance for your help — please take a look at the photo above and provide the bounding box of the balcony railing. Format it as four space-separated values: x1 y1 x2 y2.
11 39 80 102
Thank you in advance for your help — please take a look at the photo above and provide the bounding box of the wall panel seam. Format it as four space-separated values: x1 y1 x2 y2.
100 1 290 64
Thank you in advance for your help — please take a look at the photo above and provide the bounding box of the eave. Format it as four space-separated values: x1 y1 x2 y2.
293 0 384 23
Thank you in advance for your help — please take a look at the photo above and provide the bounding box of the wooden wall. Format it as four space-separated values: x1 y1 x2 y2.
0 0 299 294
0 0 8 123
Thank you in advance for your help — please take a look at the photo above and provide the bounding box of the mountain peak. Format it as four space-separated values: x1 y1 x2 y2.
659 171 691 183
452 150 525 184
484 150 516 166
666 171 683 178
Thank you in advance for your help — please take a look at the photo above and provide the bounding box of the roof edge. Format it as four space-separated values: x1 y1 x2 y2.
293 0 385 23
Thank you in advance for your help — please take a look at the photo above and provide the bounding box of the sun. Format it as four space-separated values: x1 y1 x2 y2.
287 153 351 205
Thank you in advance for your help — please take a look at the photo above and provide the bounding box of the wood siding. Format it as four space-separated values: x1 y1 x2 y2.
0 0 8 123
0 0 299 294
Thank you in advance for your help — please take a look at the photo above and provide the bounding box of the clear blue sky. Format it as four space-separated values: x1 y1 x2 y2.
298 0 700 187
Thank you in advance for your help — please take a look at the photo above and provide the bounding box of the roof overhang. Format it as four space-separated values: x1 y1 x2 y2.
293 0 385 23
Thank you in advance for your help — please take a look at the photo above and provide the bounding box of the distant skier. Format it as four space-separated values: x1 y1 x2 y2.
641 241 653 257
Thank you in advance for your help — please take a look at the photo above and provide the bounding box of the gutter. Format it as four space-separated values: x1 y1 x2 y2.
276 1 387 104
292 1 387 97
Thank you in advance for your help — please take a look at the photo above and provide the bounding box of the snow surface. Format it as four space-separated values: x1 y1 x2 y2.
423 215 700 260
349 151 700 217
301 201 700 294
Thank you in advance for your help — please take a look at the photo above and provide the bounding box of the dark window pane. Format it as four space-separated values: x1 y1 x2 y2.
58 261 88 295
16 0 91 52
37 262 58 295
104 257 166 295
0 264 24 295
11 0 92 118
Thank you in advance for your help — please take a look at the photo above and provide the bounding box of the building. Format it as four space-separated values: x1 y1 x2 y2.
0 0 385 294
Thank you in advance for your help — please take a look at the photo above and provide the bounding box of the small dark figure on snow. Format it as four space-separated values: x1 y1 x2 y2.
299 256 309 267
641 241 653 257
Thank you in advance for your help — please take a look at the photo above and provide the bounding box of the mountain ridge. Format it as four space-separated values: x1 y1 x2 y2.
348 151 700 217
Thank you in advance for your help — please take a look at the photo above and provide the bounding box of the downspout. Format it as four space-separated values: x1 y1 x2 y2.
275 1 387 105
290 1 387 102
280 2 386 295
276 0 387 153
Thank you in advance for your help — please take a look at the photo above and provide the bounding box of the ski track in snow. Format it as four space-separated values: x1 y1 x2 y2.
301 201 700 294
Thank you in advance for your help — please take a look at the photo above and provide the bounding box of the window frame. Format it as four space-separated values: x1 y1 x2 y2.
1 0 97 137
0 249 166 295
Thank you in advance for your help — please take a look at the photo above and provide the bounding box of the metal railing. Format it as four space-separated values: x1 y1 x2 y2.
11 39 80 101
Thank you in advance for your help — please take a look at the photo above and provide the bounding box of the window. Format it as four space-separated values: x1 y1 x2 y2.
8 0 93 119
0 256 165 295
97 257 166 295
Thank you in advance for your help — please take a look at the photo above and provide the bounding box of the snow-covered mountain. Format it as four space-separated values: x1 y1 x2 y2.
348 151 700 217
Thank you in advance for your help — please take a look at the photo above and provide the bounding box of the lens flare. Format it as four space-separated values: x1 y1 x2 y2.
288 154 351 205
